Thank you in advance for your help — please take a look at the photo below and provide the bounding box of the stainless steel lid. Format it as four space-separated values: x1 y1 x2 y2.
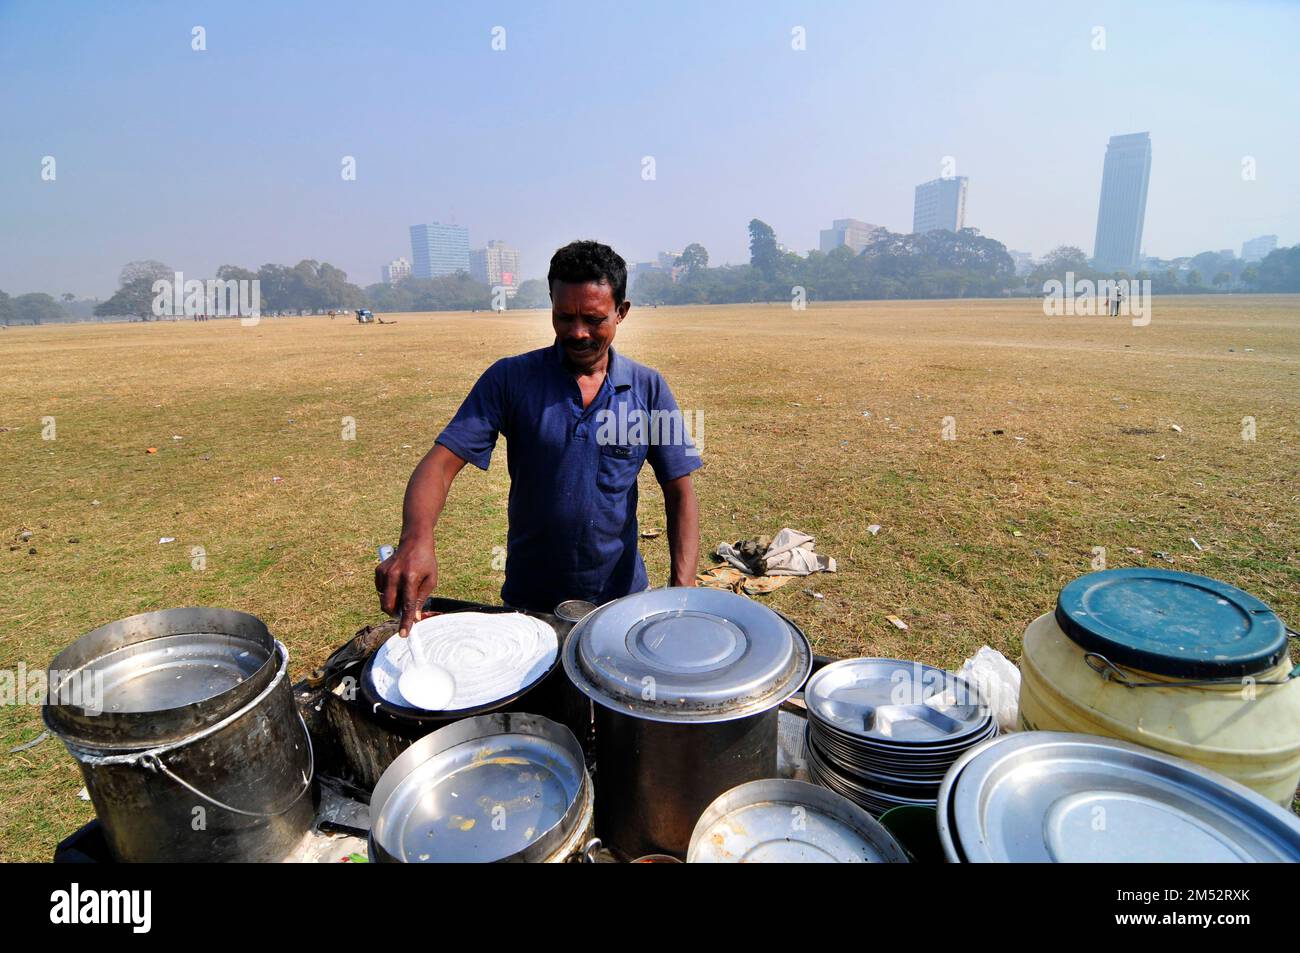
688 779 910 863
44 607 278 749
562 587 812 723
938 731 1300 863
369 712 590 863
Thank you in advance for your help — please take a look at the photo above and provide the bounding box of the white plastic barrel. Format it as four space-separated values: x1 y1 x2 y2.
1018 569 1300 806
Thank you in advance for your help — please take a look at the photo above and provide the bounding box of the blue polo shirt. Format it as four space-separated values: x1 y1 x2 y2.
435 342 703 612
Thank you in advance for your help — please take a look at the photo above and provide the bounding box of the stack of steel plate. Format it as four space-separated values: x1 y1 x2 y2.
803 658 996 816
938 731 1300 862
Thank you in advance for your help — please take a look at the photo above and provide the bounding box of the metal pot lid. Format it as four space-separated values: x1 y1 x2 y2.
44 607 277 749
1055 568 1288 678
369 712 589 863
562 587 811 722
805 658 989 744
940 731 1300 863
688 779 909 863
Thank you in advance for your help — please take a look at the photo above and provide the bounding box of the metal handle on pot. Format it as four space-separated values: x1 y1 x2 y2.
564 837 603 864
1084 651 1298 689
137 709 315 819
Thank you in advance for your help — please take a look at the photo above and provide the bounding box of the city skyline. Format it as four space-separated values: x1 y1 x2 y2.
3 1 1298 297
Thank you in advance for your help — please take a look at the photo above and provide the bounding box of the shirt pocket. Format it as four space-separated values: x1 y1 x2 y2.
596 442 648 495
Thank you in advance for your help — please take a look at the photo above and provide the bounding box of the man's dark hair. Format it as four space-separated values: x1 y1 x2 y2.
547 240 627 305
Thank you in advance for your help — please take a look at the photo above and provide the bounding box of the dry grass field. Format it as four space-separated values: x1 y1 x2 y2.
1 295 1298 859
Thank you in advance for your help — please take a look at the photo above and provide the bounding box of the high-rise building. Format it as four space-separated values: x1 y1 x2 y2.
1241 235 1278 262
1008 250 1035 276
629 252 687 287
1092 133 1152 272
409 223 470 279
470 240 521 296
819 218 883 253
381 257 411 284
912 178 968 234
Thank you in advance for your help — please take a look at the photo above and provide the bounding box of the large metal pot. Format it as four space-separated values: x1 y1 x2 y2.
43 608 315 862
563 587 811 859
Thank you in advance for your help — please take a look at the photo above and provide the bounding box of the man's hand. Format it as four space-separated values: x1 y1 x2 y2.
376 539 438 637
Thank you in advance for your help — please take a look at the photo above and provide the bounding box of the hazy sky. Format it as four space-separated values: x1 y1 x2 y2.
3 0 1298 297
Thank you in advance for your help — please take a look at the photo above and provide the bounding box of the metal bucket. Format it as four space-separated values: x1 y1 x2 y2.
43 608 315 862
550 600 598 757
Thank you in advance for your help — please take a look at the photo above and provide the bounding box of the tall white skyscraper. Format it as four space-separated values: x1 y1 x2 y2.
1092 133 1152 272
912 178 968 234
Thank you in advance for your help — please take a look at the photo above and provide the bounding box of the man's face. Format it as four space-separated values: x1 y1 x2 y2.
551 280 628 372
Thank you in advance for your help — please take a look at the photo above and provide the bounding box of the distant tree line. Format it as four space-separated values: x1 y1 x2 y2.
1021 244 1300 295
0 290 66 325
4 231 1299 325
632 221 1300 305
632 219 1017 304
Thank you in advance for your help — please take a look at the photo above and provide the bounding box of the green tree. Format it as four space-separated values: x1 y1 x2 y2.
677 243 709 273
510 279 550 309
1254 245 1300 292
13 292 65 325
630 269 675 304
1042 246 1090 274
0 290 14 325
748 219 781 280
95 260 174 319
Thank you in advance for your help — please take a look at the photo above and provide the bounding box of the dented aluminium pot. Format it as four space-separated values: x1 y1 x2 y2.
43 608 315 863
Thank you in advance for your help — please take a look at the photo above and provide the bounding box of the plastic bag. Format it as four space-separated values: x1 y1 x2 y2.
957 646 1021 733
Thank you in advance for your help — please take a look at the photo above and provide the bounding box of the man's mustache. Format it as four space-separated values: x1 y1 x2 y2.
564 340 597 350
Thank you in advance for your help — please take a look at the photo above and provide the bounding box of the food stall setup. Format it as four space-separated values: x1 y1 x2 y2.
41 569 1300 863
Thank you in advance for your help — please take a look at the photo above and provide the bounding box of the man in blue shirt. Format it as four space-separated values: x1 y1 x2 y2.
377 241 702 634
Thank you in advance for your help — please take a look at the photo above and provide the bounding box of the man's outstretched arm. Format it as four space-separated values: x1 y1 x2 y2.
375 444 468 635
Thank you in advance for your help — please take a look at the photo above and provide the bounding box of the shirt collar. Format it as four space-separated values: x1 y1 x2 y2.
551 340 632 392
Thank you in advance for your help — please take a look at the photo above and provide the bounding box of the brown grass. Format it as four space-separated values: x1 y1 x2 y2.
1 296 1297 859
